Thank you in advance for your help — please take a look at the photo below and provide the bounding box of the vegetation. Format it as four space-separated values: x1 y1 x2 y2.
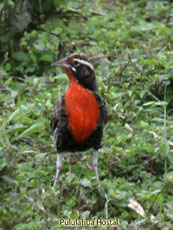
1 0 173 229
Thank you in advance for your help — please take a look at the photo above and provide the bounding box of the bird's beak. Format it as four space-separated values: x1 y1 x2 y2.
51 58 70 69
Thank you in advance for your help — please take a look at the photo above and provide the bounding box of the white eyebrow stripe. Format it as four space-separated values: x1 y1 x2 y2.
74 59 94 70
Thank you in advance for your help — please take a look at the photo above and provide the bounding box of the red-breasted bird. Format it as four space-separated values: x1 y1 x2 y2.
51 53 107 186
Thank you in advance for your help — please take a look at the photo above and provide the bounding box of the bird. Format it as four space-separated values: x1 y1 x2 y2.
51 53 108 186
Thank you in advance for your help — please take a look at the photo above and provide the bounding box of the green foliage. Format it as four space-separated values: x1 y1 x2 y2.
1 0 173 229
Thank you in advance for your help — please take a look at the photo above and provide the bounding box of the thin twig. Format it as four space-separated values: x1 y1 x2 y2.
38 28 62 39
148 189 163 212
117 53 131 81
24 195 34 202
91 10 107 16
89 54 117 60
74 153 93 171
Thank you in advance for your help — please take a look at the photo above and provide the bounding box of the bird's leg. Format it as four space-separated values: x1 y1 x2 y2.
53 153 63 187
91 151 99 180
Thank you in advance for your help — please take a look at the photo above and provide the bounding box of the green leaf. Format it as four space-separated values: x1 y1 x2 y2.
17 122 44 139
81 210 90 219
40 53 54 62
30 54 37 63
71 210 79 219
165 172 173 185
8 108 21 122
0 3 4 12
80 178 92 188
5 63 11 71
151 189 161 195
6 124 25 134
54 74 68 81
12 51 29 62
2 175 18 185
143 102 154 106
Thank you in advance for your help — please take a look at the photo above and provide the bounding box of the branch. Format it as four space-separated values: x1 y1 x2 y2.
116 53 131 81
91 10 107 17
89 54 117 60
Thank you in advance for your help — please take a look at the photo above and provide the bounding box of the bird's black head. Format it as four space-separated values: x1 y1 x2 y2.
52 53 97 91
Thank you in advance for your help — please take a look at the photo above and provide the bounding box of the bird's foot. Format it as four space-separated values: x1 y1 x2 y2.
53 154 63 187
91 151 100 180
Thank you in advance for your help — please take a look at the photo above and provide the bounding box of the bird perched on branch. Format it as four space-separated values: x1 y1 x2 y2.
51 53 107 186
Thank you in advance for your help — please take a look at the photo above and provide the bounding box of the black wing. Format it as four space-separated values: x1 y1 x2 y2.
94 93 108 125
51 96 67 130
51 96 69 152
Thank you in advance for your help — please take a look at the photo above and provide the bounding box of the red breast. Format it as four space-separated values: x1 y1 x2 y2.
64 69 100 143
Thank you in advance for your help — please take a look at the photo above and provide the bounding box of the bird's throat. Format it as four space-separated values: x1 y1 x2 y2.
64 71 99 143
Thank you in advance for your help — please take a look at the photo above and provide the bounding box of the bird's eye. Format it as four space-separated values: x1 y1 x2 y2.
74 60 80 67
